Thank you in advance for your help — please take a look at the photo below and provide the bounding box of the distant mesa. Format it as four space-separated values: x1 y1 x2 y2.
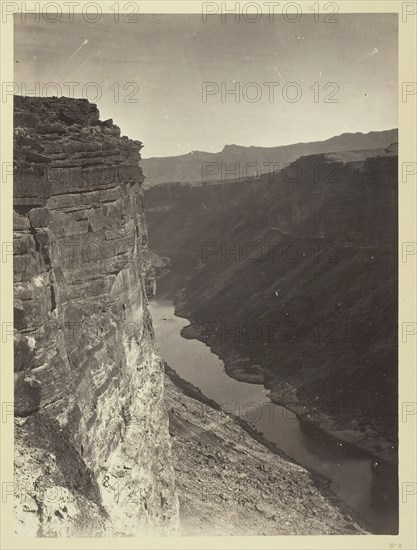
141 129 398 186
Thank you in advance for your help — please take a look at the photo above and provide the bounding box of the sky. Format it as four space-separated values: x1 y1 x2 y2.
14 14 398 158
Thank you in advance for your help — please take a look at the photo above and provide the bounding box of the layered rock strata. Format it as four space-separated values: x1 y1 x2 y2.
13 95 178 536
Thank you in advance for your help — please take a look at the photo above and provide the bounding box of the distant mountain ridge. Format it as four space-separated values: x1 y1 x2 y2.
142 129 398 186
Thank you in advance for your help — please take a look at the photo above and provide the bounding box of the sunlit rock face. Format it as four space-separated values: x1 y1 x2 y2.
13 96 178 536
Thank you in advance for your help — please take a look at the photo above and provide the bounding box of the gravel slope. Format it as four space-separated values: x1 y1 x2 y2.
165 373 366 536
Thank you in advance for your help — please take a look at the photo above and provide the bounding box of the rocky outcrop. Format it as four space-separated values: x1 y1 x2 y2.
13 96 178 536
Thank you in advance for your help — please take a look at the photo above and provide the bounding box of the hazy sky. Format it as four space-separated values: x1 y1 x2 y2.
14 14 398 157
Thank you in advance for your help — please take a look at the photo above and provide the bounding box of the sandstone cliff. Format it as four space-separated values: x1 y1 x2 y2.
13 96 178 536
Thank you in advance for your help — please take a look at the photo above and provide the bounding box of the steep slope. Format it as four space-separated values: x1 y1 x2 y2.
164 369 365 535
141 129 397 185
144 146 398 462
13 96 178 536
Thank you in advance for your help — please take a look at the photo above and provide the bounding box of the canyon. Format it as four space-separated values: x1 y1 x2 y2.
144 141 398 461
13 95 392 536
143 136 399 532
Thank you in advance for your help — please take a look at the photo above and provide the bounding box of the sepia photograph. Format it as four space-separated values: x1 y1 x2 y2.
0 2 415 546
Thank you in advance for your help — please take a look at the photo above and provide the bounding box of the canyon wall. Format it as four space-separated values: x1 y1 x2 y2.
13 96 178 536
144 146 398 462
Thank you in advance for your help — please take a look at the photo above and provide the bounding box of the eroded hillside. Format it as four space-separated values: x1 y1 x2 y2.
144 146 398 462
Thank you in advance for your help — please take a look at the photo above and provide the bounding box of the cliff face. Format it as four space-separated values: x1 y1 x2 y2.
13 96 178 536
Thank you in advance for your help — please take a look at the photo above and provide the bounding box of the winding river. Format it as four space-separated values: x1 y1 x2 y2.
149 298 398 534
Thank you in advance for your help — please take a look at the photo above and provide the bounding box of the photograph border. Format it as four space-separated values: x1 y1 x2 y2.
1 1 416 548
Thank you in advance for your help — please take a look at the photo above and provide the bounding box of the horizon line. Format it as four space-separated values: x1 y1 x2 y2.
142 127 398 161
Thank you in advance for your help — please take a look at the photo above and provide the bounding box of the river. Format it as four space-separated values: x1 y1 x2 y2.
149 298 398 534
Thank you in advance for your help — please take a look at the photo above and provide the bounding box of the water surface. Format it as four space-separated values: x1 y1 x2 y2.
149 298 398 534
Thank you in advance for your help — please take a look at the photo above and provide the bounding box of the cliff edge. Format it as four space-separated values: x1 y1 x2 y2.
13 96 178 536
